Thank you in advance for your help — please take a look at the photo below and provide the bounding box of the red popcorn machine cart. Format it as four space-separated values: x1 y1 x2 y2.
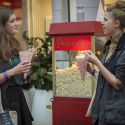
49 21 104 125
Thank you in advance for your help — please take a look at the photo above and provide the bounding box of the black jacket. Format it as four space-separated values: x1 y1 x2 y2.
92 33 125 125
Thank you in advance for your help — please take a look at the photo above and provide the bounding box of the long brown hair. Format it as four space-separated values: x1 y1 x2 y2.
0 7 21 61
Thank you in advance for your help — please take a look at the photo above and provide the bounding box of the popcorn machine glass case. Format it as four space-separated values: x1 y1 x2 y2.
54 36 93 97
49 21 104 125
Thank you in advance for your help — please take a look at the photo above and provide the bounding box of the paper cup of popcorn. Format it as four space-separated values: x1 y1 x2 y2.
75 54 88 80
19 50 33 79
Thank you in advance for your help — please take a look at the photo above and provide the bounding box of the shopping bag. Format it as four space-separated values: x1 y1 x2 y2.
0 111 14 125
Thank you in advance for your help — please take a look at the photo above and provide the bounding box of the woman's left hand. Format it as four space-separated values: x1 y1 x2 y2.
84 50 100 66
29 48 37 61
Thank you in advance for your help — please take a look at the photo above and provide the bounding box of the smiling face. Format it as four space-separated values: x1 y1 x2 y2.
4 13 19 35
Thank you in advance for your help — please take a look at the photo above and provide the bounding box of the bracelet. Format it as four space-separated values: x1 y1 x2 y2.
3 72 9 80
90 68 95 76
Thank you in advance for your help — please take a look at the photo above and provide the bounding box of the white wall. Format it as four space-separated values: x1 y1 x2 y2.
77 0 100 21
52 0 100 22
52 0 63 22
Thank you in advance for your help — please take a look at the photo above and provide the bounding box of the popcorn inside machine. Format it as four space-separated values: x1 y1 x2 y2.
49 21 104 125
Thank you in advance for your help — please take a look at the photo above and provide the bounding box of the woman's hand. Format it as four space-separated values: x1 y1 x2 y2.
85 51 119 89
85 51 101 67
11 62 32 75
0 62 31 84
29 48 37 61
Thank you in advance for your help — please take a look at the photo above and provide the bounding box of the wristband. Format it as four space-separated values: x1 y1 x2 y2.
3 72 9 80
90 68 95 76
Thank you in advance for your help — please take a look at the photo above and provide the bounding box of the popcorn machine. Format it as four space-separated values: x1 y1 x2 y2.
49 21 104 125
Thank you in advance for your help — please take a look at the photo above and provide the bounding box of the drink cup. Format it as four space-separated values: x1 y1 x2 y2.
75 54 88 80
19 50 33 79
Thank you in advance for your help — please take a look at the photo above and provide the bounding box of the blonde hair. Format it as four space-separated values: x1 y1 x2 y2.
106 0 125 29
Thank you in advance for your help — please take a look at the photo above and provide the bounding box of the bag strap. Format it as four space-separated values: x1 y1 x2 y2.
0 89 4 112
1 85 10 110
